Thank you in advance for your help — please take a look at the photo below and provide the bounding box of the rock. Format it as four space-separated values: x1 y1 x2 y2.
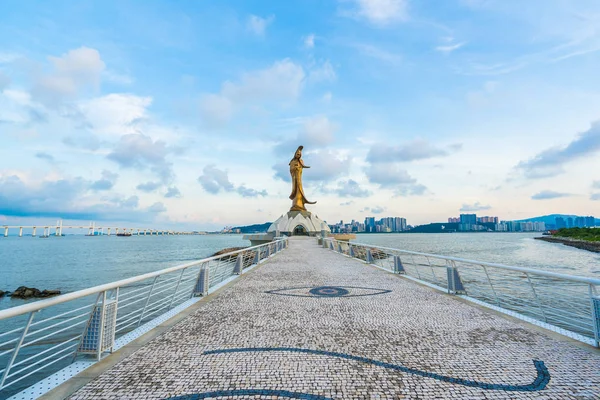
0 290 5 298
211 247 246 257
10 286 61 299
40 289 61 297
535 236 600 253
211 247 255 266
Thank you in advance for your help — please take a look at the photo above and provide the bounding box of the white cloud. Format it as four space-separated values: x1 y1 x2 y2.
335 179 371 197
107 133 175 184
344 0 409 26
78 93 152 137
223 59 305 102
247 14 274 36
200 59 306 125
0 53 20 64
197 164 267 197
367 140 462 163
0 71 10 92
103 70 134 85
199 94 233 128
274 115 338 155
435 42 466 54
364 163 427 196
531 190 573 200
515 121 600 180
460 202 491 212
148 202 167 213
309 60 336 83
304 34 316 49
32 47 105 104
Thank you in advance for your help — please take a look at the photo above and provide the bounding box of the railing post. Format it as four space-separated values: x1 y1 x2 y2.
329 241 334 250
194 265 210 296
168 269 186 310
482 265 500 306
366 249 374 264
337 243 343 253
525 272 548 323
349 245 355 258
426 256 440 286
446 260 466 294
393 255 405 274
234 253 244 275
266 243 271 258
254 249 261 265
323 238 328 249
0 311 36 388
590 285 600 348
137 276 158 327
77 291 118 360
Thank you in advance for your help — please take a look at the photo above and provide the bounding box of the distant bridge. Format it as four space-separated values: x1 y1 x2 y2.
1 221 199 237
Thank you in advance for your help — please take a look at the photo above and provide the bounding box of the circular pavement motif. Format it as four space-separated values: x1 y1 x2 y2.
308 286 350 297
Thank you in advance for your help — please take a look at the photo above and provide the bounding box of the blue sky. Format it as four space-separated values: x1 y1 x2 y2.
1 0 600 230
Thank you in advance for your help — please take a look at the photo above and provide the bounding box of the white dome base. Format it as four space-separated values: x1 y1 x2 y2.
267 211 331 236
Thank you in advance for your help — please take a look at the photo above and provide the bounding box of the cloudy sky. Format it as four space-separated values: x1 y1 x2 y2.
1 0 600 230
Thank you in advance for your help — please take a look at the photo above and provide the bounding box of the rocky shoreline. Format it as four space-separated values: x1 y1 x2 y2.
534 236 600 253
0 286 61 299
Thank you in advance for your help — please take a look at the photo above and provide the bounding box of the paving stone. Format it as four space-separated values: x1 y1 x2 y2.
70 237 600 400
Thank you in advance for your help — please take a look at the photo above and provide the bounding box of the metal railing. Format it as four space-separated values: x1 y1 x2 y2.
0 238 288 398
322 237 600 347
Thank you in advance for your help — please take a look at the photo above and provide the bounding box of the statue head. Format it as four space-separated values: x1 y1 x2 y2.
292 145 303 160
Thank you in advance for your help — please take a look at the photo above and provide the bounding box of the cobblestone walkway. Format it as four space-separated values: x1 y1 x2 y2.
70 237 600 399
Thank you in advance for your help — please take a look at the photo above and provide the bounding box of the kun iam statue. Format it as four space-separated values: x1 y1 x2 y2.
289 145 317 212
244 144 330 243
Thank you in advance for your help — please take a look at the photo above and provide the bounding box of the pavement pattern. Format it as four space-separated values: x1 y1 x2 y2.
70 237 600 399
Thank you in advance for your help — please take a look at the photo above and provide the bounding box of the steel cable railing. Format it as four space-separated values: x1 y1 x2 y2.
0 238 288 399
323 237 600 347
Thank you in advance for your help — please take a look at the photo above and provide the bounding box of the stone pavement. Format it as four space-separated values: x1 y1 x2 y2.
69 237 599 399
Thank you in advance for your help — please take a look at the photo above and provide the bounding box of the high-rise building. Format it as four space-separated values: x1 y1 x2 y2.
567 217 573 228
585 216 596 227
555 217 566 229
460 214 477 225
364 217 376 233
394 217 407 231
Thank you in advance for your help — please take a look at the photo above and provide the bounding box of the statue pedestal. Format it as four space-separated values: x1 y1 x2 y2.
243 211 331 245
268 211 331 237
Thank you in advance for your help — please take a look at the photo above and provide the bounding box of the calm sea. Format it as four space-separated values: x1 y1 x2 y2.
0 234 248 312
2 232 598 311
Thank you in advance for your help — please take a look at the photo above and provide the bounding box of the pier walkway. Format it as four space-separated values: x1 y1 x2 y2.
55 237 598 399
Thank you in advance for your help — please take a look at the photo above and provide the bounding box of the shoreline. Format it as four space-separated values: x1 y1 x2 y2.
534 236 600 253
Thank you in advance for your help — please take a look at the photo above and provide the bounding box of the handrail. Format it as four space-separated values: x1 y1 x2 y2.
326 238 600 285
0 237 289 397
323 237 599 347
0 239 286 320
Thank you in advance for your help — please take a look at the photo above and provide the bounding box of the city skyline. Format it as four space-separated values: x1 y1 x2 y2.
328 212 598 234
1 1 600 231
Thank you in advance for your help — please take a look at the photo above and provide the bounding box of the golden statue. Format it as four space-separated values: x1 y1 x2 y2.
289 145 316 212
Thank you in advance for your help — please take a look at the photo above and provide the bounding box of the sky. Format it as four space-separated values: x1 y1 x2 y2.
1 0 600 231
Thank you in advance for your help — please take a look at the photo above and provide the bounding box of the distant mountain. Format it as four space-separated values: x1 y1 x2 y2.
514 214 599 225
232 222 272 234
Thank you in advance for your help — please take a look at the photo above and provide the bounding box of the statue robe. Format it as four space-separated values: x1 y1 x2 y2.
289 158 315 211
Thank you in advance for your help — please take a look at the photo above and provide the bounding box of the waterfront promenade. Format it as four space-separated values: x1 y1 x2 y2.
51 237 599 399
